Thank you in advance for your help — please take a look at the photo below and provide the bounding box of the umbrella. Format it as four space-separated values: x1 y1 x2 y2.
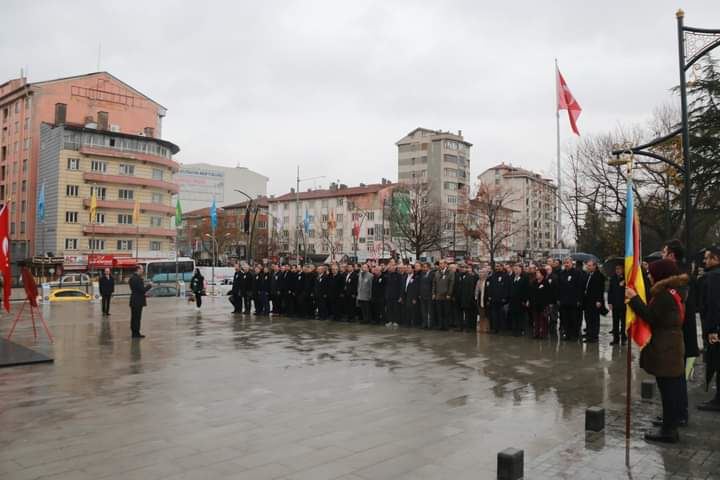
644 251 663 263
705 343 720 392
602 256 624 275
570 252 599 263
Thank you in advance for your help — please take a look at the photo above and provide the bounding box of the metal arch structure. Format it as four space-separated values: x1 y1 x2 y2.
610 10 720 257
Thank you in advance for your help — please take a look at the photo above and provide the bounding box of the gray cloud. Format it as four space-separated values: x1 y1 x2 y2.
2 0 716 195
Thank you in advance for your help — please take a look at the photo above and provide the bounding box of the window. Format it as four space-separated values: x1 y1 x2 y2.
21 180 26 192
11 184 15 195
23 138 30 151
119 189 134 200
90 186 107 200
152 168 164 180
10 223 14 235
21 200 26 213
150 241 161 251
97 111 108 130
283 203 288 211
20 221 25 234
119 164 135 176
336 213 344 223
151 192 163 203
117 214 133 224
447 195 457 204
54 103 67 124
321 214 328 222
66 185 79 197
150 216 163 227
366 212 374 221
144 127 154 138
308 229 315 238
95 212 105 224
117 240 133 251
91 160 107 173
22 159 27 172
89 239 105 250
336 198 344 206
65 238 78 250
367 227 374 236
67 158 79 170
336 228 343 237
65 211 78 223
321 199 328 207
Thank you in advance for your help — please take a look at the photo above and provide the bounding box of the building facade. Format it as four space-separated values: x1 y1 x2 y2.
178 198 269 265
396 127 472 257
174 163 268 213
477 163 558 258
36 123 180 264
0 71 167 266
268 181 396 262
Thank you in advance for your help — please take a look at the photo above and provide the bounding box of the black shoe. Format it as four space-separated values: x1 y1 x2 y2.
697 400 720 412
132 334 146 339
652 418 687 428
644 427 679 443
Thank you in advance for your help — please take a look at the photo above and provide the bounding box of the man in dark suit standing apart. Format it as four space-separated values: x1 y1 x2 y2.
240 264 255 314
230 263 242 313
270 263 282 315
128 265 151 338
460 264 479 332
344 264 358 321
558 257 584 341
582 260 606 343
487 263 510 333
99 267 115 316
384 262 403 327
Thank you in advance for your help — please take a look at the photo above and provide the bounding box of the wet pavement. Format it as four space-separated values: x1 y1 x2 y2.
1 297 719 480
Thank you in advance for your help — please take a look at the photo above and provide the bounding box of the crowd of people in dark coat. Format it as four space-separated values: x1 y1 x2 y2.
221 255 620 342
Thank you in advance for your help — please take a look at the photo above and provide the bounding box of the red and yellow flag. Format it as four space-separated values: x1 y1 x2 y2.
625 178 650 347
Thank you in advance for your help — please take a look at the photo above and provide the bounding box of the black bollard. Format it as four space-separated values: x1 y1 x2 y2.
641 380 654 399
585 406 605 432
497 447 523 480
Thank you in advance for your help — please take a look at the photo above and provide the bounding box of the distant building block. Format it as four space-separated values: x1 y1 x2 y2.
497 447 524 480
585 406 605 431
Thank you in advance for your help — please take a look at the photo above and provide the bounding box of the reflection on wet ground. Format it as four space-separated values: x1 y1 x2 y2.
0 297 718 479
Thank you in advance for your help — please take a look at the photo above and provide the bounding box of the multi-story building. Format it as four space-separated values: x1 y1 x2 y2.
268 180 396 262
179 198 269 264
0 71 168 270
396 127 472 257
174 163 268 212
477 163 558 258
36 122 180 266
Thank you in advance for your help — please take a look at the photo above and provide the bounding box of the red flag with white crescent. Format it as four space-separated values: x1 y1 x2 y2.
556 67 582 135
0 205 10 312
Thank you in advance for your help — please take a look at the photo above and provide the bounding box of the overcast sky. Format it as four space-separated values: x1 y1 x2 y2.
2 1 719 195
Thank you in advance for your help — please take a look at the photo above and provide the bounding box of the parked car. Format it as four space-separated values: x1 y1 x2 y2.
49 289 92 302
48 274 91 288
146 286 179 298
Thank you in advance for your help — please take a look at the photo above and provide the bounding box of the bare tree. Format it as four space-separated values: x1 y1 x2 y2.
389 181 442 259
465 182 520 265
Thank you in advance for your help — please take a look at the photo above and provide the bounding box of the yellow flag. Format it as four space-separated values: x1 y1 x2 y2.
133 198 140 225
89 189 97 223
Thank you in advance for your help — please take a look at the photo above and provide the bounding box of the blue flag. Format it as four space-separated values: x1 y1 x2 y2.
37 182 45 222
210 197 217 231
303 209 310 234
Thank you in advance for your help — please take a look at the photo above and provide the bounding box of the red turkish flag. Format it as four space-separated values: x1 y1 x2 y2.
557 67 582 135
0 205 10 312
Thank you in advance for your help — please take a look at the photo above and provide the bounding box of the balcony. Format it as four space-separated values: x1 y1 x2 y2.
82 198 175 215
83 172 179 194
82 225 176 238
79 145 180 172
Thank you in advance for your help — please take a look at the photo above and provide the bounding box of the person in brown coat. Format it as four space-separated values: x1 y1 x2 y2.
626 259 687 444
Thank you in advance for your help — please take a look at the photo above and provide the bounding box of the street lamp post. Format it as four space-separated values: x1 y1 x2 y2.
612 10 720 258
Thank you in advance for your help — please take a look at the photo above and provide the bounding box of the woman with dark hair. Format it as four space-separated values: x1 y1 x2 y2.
190 268 205 310
530 268 551 339
626 259 687 443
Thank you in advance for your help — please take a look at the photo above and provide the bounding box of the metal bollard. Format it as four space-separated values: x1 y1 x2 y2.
585 406 605 432
497 447 523 480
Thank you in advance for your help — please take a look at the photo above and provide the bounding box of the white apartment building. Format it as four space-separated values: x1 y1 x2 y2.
396 127 472 257
267 180 396 261
477 163 558 258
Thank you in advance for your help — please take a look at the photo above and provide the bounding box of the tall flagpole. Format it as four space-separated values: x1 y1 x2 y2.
555 58 562 248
